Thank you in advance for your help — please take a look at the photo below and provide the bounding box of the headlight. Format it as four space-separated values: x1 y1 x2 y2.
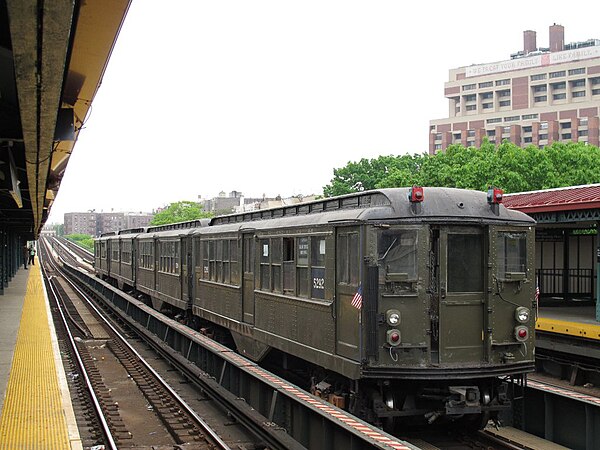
515 307 530 324
386 309 401 326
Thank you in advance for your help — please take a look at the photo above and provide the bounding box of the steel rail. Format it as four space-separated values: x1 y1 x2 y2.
43 238 232 450
39 244 118 450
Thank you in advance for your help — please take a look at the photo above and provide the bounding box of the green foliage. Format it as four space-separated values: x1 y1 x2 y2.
323 141 600 195
52 223 64 236
150 201 213 226
65 234 94 252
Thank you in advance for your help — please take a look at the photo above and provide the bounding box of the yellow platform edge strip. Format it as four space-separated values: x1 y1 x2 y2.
40 263 83 450
536 317 600 340
0 265 78 449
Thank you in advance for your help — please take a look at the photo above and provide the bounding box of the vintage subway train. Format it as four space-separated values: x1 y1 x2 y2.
95 187 536 428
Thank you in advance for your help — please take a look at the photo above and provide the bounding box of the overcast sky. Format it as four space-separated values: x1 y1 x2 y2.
47 0 600 223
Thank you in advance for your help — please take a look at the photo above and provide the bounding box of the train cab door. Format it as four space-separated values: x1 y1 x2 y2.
335 227 361 361
436 226 486 363
242 234 256 325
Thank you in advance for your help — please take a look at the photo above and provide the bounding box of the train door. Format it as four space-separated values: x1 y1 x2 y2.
182 236 192 307
242 233 255 324
335 226 361 361
436 226 485 363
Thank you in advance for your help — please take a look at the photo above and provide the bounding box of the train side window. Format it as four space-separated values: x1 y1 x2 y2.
202 240 209 279
297 237 309 297
122 241 131 264
244 236 254 274
337 235 348 283
216 240 223 282
283 237 295 294
230 239 239 285
311 237 326 299
271 238 282 293
174 241 180 274
260 239 270 290
448 234 483 292
497 232 527 278
222 240 230 284
348 233 359 285
209 240 216 281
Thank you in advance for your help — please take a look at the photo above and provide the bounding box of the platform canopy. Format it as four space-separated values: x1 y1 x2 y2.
0 0 131 239
504 184 600 226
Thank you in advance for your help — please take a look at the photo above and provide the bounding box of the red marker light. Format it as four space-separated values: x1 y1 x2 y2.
487 187 503 204
390 332 400 343
409 186 424 203
518 329 527 339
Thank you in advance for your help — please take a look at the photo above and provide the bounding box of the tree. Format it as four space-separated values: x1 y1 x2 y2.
65 233 94 252
150 201 213 226
323 141 600 195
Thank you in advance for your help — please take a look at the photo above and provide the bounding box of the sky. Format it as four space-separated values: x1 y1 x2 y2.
47 0 600 223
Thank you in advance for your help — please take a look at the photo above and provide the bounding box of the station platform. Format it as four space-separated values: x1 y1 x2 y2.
0 265 81 449
537 305 600 340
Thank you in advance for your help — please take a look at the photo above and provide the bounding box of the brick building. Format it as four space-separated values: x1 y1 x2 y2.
430 24 600 153
64 211 154 236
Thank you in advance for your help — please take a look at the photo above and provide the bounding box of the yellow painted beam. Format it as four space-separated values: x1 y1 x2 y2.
536 318 600 340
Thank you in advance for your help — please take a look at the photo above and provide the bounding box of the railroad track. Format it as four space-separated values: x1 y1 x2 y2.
40 239 240 449
42 236 559 450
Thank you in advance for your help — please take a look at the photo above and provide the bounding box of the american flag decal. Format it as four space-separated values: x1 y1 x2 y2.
351 285 363 309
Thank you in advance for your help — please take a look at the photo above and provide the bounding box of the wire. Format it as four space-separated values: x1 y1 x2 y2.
389 346 398 362
494 278 522 308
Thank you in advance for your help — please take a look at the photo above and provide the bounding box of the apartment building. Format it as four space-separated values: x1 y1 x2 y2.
63 211 154 236
429 24 600 153
64 212 97 236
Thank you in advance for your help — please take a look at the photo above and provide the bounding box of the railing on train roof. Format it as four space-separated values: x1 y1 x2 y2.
146 219 210 234
210 191 390 225
118 227 146 235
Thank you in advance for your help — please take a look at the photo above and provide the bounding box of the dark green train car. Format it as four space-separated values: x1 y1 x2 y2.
96 187 535 428
191 187 535 427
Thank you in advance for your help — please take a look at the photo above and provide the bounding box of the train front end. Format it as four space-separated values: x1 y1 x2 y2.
358 187 536 427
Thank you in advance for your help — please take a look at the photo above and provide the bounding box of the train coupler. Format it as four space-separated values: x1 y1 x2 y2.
445 386 482 415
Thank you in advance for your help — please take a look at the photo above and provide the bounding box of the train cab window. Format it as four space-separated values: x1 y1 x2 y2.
447 234 483 292
378 229 417 282
497 232 527 278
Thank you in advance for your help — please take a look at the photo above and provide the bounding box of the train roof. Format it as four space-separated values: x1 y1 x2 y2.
207 187 535 229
